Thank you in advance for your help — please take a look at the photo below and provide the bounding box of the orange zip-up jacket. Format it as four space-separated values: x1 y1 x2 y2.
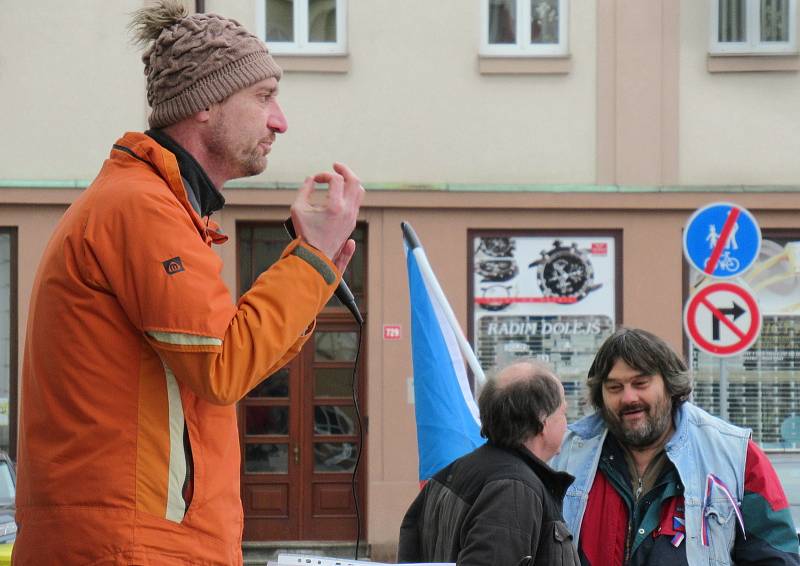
14 132 339 565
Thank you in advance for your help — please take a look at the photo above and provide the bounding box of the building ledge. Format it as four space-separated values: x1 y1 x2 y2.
707 54 800 73
478 55 571 75
2 180 800 194
273 55 350 73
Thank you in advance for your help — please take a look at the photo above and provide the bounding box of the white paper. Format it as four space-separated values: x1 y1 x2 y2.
270 554 454 566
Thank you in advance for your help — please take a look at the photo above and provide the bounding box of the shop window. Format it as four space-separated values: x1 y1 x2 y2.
481 0 569 56
256 0 347 55
711 0 797 54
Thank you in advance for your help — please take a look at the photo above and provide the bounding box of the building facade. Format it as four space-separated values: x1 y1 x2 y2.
2 0 800 559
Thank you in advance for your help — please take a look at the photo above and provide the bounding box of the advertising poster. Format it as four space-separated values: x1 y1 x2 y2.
470 233 619 419
689 235 800 449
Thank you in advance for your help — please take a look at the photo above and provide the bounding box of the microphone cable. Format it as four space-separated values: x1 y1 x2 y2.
350 318 364 560
282 217 365 557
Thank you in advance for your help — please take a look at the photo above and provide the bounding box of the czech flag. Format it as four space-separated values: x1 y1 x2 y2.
403 222 485 481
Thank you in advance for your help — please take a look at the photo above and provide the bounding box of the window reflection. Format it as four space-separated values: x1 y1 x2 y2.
531 0 559 44
761 0 789 42
314 332 358 361
248 368 289 398
489 0 517 44
718 0 747 42
309 0 336 42
0 462 13 504
0 232 11 454
245 443 288 473
315 368 352 397
266 0 294 41
246 406 289 436
314 442 358 472
314 406 356 436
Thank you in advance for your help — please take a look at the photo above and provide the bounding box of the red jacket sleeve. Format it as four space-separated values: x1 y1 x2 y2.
732 440 800 564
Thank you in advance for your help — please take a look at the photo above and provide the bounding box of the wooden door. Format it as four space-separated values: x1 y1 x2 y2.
237 222 367 541
240 314 366 540
240 363 299 539
300 316 364 539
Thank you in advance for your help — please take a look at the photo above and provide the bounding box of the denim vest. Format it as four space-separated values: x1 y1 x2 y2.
550 403 750 566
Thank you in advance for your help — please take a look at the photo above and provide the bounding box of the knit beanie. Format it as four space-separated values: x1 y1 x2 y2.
130 0 283 128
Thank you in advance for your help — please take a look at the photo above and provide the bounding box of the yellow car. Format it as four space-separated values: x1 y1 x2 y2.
0 451 16 565
0 542 11 565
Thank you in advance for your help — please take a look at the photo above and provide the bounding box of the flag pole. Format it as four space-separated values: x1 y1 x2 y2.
402 222 487 388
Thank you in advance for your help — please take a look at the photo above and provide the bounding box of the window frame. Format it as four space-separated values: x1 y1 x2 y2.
256 0 348 56
0 229 17 460
480 0 569 57
709 0 798 55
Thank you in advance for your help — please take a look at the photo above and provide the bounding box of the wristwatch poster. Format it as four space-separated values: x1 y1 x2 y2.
470 233 619 389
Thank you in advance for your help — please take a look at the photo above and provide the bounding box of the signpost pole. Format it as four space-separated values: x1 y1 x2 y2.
719 357 729 421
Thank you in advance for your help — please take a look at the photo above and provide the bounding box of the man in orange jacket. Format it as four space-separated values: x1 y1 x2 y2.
13 1 364 564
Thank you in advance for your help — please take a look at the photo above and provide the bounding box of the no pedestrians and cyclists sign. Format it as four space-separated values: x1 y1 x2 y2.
683 202 761 279
683 203 763 357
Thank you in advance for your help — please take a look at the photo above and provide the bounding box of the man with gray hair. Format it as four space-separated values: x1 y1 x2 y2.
550 327 799 566
398 360 580 565
14 1 363 564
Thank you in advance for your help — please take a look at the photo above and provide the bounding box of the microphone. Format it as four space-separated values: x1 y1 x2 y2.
283 218 364 325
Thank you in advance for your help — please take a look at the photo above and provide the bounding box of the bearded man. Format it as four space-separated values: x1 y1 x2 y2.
550 328 799 566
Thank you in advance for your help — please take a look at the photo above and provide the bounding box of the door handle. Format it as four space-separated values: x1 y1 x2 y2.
293 444 300 465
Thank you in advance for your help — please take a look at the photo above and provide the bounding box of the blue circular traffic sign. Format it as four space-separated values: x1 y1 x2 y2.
683 202 761 278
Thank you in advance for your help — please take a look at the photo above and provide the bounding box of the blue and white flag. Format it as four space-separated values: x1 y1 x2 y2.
403 222 485 481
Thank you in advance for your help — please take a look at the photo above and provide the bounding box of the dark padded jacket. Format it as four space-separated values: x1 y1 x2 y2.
398 443 580 566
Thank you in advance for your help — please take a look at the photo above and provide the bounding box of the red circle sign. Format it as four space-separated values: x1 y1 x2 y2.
684 281 761 356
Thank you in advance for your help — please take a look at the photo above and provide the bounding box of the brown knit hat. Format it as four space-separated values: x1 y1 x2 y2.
130 0 283 128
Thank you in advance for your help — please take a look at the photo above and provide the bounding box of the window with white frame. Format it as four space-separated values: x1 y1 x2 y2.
256 0 347 55
711 0 797 54
481 0 569 56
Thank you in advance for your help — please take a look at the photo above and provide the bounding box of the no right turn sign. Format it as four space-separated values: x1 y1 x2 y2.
684 281 761 357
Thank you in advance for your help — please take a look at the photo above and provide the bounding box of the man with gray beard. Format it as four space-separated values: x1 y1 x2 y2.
550 328 799 566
